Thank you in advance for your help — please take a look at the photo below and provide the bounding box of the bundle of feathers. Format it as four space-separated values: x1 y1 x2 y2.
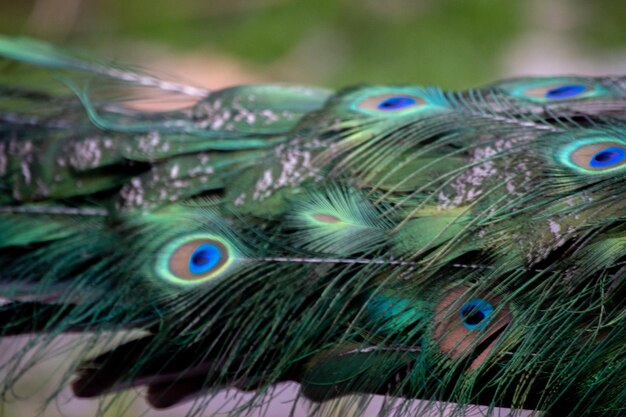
0 37 624 417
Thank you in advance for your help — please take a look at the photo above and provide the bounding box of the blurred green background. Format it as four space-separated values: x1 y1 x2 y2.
1 0 625 90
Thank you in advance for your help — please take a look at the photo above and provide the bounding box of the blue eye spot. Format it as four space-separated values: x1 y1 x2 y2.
460 299 494 330
189 243 222 274
589 146 626 168
377 96 417 110
545 84 587 100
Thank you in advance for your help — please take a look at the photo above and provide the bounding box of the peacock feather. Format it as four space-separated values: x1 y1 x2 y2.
0 37 625 417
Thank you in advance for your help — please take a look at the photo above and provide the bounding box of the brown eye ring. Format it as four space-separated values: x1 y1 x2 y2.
358 93 425 112
523 83 590 100
566 141 626 172
156 234 235 286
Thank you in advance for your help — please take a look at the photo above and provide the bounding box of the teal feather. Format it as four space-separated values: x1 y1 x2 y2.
286 184 391 255
1 37 625 417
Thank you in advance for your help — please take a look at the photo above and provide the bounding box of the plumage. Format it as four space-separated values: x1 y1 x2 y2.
0 36 625 417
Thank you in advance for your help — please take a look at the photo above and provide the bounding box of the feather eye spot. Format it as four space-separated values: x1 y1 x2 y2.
460 299 494 330
544 84 588 99
357 93 425 113
562 140 626 173
521 82 591 101
158 235 233 286
312 213 342 223
434 287 511 365
376 96 417 110
589 147 626 168
170 238 228 281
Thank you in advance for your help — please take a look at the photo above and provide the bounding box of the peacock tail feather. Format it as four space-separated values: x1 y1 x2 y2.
0 36 625 417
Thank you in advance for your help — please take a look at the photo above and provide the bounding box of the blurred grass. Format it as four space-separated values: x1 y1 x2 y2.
0 0 624 89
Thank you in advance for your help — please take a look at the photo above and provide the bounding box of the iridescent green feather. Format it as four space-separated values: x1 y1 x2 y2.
0 37 625 417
